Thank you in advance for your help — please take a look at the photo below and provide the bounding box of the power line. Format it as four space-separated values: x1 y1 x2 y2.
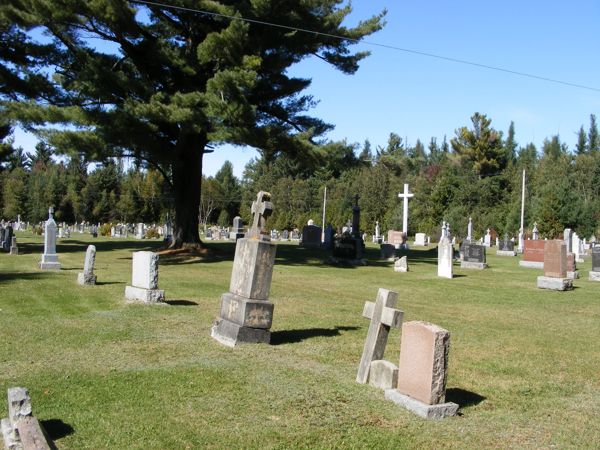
131 0 600 93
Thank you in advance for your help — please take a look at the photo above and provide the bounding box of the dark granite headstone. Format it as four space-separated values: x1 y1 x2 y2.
464 243 486 263
592 246 600 272
333 237 358 259
301 224 322 247
499 239 515 252
2 226 13 252
380 244 396 260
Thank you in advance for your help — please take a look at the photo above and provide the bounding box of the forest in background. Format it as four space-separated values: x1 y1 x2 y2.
1 112 599 240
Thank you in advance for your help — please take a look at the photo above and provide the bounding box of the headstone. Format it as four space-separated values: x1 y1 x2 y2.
437 236 453 279
77 245 97 285
460 243 487 269
564 228 573 253
573 232 583 263
307 219 315 226
517 231 524 253
9 236 18 255
205 228 213 240
519 240 545 268
301 222 322 248
39 207 61 270
387 230 405 248
229 216 245 240
394 256 408 273
398 184 414 237
384 321 458 420
532 222 539 240
467 217 473 241
136 222 144 239
414 233 427 246
323 225 334 248
380 244 396 260
124 251 165 303
331 195 365 263
566 252 579 279
2 226 13 252
537 240 572 291
281 229 289 241
483 228 491 247
356 288 403 384
290 229 300 241
589 246 600 281
212 191 277 347
373 221 382 244
1 387 53 450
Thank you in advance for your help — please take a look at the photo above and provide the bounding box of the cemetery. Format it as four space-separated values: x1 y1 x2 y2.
1 218 600 448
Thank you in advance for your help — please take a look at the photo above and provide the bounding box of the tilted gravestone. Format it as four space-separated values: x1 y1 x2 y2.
590 246 600 281
537 240 572 291
356 288 403 386
1 387 53 450
78 245 97 285
39 207 61 270
394 256 408 273
212 191 277 347
125 251 165 303
460 243 487 269
385 321 458 419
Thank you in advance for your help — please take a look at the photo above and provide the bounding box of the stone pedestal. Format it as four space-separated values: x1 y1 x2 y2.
212 238 277 347
589 271 600 281
384 389 458 420
460 261 488 269
497 250 516 257
536 276 573 291
519 260 544 269
125 251 165 304
39 254 61 270
567 271 579 280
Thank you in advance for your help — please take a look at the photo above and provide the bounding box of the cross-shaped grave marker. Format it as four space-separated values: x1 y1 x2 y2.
356 288 404 384
398 183 414 235
248 191 273 240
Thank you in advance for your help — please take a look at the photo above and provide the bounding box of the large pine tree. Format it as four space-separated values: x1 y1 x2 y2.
0 0 384 247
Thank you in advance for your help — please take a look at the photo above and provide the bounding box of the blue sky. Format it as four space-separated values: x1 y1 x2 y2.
13 1 600 177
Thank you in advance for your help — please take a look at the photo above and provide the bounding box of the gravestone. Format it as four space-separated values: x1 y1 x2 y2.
281 229 290 241
466 217 473 241
0 227 5 248
483 229 491 247
497 234 516 256
229 216 245 240
135 222 144 239
212 191 277 347
331 195 365 264
301 221 322 248
356 288 403 385
519 240 545 268
394 256 408 273
39 207 61 270
77 245 97 285
564 228 573 254
437 236 453 279
460 243 487 269
2 226 13 252
384 321 458 420
205 228 213 240
380 244 396 260
573 232 583 263
9 236 18 255
1 387 53 450
414 233 427 246
537 240 572 291
566 253 579 279
125 251 165 303
387 230 405 248
532 222 539 240
373 221 382 244
589 246 600 281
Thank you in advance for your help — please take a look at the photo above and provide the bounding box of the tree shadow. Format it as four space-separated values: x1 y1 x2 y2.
40 418 74 442
0 271 51 284
445 388 486 408
94 281 123 286
270 326 359 345
164 299 198 306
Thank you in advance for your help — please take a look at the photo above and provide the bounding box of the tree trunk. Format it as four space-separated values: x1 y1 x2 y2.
170 132 205 249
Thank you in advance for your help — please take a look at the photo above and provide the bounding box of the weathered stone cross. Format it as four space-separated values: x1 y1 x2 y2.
398 184 413 235
248 191 273 240
356 288 404 384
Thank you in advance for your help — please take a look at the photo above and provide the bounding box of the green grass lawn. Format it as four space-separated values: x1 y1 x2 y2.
1 233 599 449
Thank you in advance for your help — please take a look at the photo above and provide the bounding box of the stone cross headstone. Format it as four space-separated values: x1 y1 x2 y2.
437 236 453 279
77 245 97 285
39 207 61 270
356 288 403 384
125 251 165 303
384 321 458 419
212 191 277 346
398 184 414 235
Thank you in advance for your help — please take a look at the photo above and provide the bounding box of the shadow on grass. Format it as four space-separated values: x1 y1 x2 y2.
446 388 486 408
164 299 198 306
95 281 123 286
40 418 74 442
0 271 51 284
271 326 359 345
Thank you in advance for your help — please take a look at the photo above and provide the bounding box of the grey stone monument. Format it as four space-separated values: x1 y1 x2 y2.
437 235 453 279
229 216 245 240
125 251 165 303
460 243 487 269
589 246 600 281
39 207 61 270
1 387 53 450
532 222 539 240
564 228 573 254
2 226 13 252
9 236 18 255
212 191 277 347
77 245 97 285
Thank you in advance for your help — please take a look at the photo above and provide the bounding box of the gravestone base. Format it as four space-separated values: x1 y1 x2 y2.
566 271 579 280
384 389 458 420
219 293 273 329
39 254 61 270
368 360 398 390
588 271 600 281
9 247 17 255
497 250 517 257
519 261 544 269
536 276 573 291
460 261 488 270
1 418 19 450
77 272 97 286
125 285 165 303
211 318 270 347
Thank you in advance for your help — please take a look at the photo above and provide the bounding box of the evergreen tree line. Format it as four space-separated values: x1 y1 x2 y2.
1 112 600 239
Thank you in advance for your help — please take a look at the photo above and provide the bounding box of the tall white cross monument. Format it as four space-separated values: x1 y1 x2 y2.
398 183 414 236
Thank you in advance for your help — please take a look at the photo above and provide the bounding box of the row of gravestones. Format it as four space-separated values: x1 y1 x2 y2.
0 225 18 254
